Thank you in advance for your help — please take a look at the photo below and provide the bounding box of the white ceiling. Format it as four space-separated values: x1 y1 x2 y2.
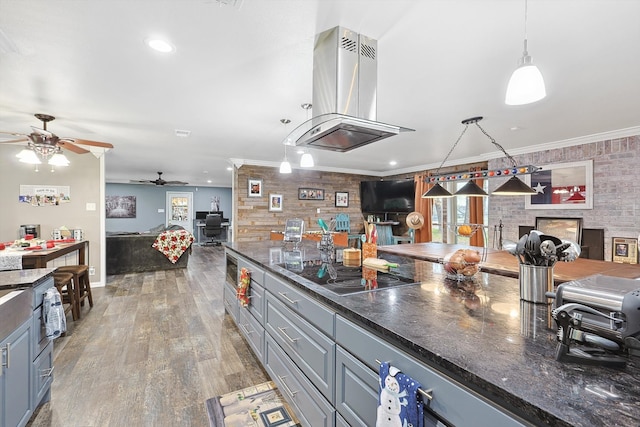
1 0 639 188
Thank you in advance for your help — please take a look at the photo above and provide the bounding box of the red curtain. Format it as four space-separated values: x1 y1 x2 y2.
413 174 433 243
469 170 485 247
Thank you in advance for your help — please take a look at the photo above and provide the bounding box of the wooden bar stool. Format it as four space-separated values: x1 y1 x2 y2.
56 265 93 318
52 271 78 321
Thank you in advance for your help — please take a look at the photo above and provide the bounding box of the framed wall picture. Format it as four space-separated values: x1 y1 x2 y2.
612 237 638 264
298 188 324 200
535 216 583 244
524 160 593 209
269 193 283 212
335 191 349 207
248 178 262 197
106 195 137 218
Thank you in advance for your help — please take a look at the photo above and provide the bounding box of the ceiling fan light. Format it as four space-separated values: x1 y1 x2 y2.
146 38 175 53
48 152 70 166
492 176 537 195
17 149 41 164
279 160 292 174
422 183 454 198
505 59 546 105
300 153 314 167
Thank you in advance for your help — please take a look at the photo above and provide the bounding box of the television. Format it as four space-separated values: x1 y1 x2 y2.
360 180 415 213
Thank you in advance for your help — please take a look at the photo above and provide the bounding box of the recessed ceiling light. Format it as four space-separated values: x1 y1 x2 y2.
510 126 521 131
207 179 212 183
226 167 233 171
145 38 175 53
389 160 397 166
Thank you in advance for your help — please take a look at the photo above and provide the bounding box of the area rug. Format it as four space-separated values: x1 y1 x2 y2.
205 381 300 427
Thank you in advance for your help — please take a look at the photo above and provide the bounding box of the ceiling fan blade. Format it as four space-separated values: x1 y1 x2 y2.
0 137 29 144
58 140 90 154
164 181 189 185
62 138 114 149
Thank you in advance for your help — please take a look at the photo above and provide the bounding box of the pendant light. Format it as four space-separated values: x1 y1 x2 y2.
505 0 546 105
279 119 292 174
423 117 537 197
299 103 314 167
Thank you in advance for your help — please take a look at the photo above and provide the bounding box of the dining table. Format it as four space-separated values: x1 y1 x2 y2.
20 240 89 269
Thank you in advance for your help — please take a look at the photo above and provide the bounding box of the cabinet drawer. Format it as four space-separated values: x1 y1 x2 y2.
33 340 53 408
265 273 335 337
335 315 527 427
265 293 335 403
264 334 334 427
243 281 265 325
238 257 265 285
32 276 54 309
238 307 264 362
335 346 378 427
223 281 238 322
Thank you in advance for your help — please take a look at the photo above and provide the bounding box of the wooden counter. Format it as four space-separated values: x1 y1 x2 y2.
269 231 348 247
377 242 640 284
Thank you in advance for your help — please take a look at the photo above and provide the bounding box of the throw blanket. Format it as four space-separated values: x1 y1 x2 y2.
152 230 195 263
237 267 250 307
44 287 66 339
0 251 23 271
376 361 424 427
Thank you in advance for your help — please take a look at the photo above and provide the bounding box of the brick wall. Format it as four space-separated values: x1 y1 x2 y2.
488 135 639 260
234 165 376 242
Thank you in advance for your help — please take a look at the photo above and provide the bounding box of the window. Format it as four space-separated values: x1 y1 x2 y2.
430 181 488 245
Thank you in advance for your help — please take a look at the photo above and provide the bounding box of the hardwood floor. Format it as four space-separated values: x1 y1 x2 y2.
28 245 268 427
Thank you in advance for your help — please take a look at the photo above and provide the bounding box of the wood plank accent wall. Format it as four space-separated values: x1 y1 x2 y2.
234 165 376 243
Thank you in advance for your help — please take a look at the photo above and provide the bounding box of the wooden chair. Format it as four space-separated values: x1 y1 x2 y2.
53 271 78 321
56 265 93 318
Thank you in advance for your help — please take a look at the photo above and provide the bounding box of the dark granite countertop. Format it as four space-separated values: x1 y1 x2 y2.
226 241 640 427
0 268 55 290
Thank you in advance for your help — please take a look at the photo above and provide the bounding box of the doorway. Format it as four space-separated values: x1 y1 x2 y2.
166 191 193 233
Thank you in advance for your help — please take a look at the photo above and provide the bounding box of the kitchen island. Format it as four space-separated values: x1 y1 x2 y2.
225 241 639 427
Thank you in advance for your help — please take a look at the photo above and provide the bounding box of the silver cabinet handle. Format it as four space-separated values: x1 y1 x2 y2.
2 342 10 369
277 375 298 397
239 323 254 335
278 292 298 305
278 327 299 344
40 366 54 378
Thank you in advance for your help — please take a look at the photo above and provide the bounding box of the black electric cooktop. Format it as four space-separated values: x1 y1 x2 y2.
279 259 418 296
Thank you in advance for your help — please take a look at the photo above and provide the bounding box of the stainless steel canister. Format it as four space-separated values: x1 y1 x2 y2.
519 264 554 303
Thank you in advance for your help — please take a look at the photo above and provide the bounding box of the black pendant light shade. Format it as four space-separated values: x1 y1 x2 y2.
422 183 454 198
455 180 488 197
492 176 537 195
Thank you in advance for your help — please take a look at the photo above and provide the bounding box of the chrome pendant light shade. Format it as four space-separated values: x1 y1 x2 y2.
422 183 453 198
279 119 292 174
492 176 537 195
455 180 488 197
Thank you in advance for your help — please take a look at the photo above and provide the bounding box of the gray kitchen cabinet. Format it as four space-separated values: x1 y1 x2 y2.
1 319 33 427
237 304 264 362
264 334 335 427
335 315 528 427
264 291 335 403
335 346 378 427
30 276 54 411
223 281 239 322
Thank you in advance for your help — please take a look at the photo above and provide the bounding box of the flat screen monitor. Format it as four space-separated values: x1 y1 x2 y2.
209 211 224 220
360 180 415 213
195 211 209 221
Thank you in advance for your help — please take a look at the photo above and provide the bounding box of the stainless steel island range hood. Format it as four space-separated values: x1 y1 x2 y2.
284 26 413 152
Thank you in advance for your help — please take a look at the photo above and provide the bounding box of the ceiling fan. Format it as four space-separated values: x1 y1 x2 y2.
131 171 188 186
0 113 114 158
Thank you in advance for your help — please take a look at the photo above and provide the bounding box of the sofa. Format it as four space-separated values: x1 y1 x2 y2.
106 225 192 275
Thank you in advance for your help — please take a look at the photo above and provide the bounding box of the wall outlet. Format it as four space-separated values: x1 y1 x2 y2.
158 208 165 213
89 266 96 276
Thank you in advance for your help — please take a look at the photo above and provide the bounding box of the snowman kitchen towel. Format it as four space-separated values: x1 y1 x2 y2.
376 361 424 427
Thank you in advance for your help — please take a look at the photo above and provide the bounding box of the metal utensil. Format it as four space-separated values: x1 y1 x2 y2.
516 234 529 264
540 239 557 267
526 232 542 265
